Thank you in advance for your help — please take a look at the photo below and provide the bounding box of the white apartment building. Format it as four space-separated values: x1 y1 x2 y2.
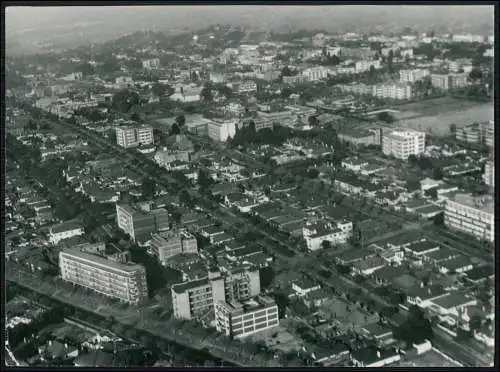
59 244 148 304
151 230 198 265
142 58 160 69
382 130 426 160
483 159 494 188
372 83 413 100
115 126 154 148
444 193 494 243
302 66 330 82
171 273 226 321
452 34 485 43
430 73 468 90
49 220 85 245
207 119 237 142
399 69 430 83
355 59 382 73
484 120 494 148
215 296 279 339
302 220 353 251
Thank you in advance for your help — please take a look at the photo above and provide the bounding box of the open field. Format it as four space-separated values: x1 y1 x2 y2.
390 97 493 136
249 325 302 353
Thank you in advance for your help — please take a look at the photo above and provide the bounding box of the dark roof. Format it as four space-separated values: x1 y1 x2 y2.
361 322 393 337
439 255 473 271
430 292 474 310
465 265 494 281
172 277 209 294
423 247 459 261
338 248 376 264
372 266 407 281
406 240 440 253
230 244 263 258
351 347 399 365
407 284 448 301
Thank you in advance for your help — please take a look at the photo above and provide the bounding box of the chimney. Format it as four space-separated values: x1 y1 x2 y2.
49 340 52 346
420 281 424 288
65 343 68 349
376 350 381 359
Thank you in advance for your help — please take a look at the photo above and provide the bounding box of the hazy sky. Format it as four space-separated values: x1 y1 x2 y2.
5 5 494 54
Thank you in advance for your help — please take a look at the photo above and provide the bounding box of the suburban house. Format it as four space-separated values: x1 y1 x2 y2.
351 347 401 367
406 284 449 309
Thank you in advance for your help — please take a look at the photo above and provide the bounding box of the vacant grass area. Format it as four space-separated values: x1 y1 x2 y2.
250 325 302 353
390 98 493 136
399 349 462 367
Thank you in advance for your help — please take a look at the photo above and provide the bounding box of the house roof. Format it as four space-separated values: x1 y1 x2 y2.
407 284 448 301
293 276 320 291
430 292 475 310
172 277 210 294
361 322 393 338
75 350 116 367
338 248 376 264
353 256 386 271
465 265 494 282
439 255 473 271
423 247 458 261
372 266 407 281
407 240 440 253
50 220 83 234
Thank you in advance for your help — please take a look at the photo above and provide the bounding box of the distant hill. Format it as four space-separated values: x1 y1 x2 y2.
5 5 494 56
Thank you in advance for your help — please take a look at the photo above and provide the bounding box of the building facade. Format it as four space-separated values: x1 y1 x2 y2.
207 119 237 142
430 73 468 90
372 83 413 100
215 296 279 339
399 69 430 83
151 230 199 265
444 193 494 243
115 204 156 242
59 244 148 304
382 130 426 160
115 125 154 148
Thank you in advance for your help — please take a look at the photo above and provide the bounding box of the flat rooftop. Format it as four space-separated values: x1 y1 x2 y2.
447 193 494 214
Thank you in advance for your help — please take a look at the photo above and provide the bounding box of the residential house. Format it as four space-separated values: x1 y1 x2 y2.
38 340 79 362
360 323 395 347
337 248 377 265
464 265 494 284
437 255 474 274
406 284 449 309
404 240 440 258
352 256 386 276
292 277 321 297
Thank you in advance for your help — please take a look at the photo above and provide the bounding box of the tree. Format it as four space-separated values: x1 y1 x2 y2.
151 83 167 97
387 50 394 72
369 65 376 76
394 305 433 345
141 178 156 198
131 112 141 122
175 114 186 127
179 190 193 207
432 167 443 180
449 123 457 135
198 169 213 190
200 82 213 102
169 123 181 136
378 111 395 123
112 90 140 113
307 168 319 179
281 66 293 78
407 154 419 167
405 178 421 192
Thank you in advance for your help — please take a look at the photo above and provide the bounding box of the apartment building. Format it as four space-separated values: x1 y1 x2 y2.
372 83 413 100
430 73 468 90
444 193 494 243
382 130 426 160
142 58 160 69
151 229 198 265
455 121 493 147
355 59 381 73
215 295 279 339
207 119 237 142
302 220 353 251
399 69 430 83
171 271 226 320
337 83 373 95
222 266 261 302
283 75 309 85
115 125 154 148
115 204 156 242
452 34 485 43
302 66 330 82
59 243 148 304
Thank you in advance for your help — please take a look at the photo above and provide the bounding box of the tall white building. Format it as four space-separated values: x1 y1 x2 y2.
399 69 430 83
383 130 426 160
215 296 279 339
483 157 494 188
355 59 381 73
115 125 154 148
444 193 494 243
207 119 237 142
302 66 330 81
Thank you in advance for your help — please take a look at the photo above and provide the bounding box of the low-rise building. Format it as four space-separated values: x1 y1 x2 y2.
399 69 430 83
49 220 85 245
302 220 353 251
215 295 279 339
351 347 401 367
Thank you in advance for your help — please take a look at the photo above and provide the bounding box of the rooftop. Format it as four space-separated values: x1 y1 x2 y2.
61 244 145 274
171 277 210 294
447 193 494 214
430 292 474 310
407 240 440 253
50 220 83 234
465 265 494 281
